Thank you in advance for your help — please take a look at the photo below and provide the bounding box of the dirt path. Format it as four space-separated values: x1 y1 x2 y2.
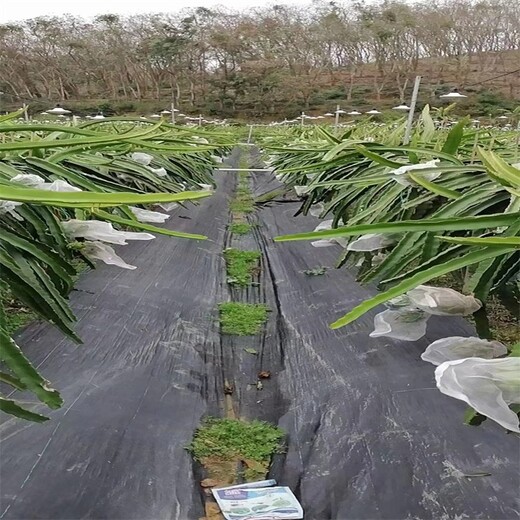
1 149 519 520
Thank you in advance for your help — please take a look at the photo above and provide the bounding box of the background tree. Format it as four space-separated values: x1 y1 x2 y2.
0 0 518 118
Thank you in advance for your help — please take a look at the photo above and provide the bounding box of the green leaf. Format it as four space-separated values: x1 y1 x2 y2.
312 175 390 188
408 173 461 199
380 244 465 287
438 236 520 248
373 146 463 164
24 158 103 192
1 228 76 280
466 221 520 299
420 105 436 142
0 109 26 122
441 118 468 154
360 233 424 283
329 246 515 329
353 146 403 168
275 213 520 242
0 184 211 207
0 397 49 422
508 343 520 357
464 407 487 427
0 162 24 177
93 209 207 240
0 331 63 409
0 372 26 390
1 251 79 340
0 125 156 151
478 148 520 188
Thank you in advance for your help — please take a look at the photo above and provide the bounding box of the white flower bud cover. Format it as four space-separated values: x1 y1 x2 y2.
311 239 336 248
422 336 508 365
157 202 179 212
309 203 324 217
83 241 136 269
371 252 387 267
311 220 347 247
294 185 309 196
386 294 413 309
347 233 395 251
130 152 153 166
435 357 520 432
314 219 333 232
129 207 170 223
407 285 481 316
40 180 82 192
149 167 168 177
369 308 430 341
392 159 441 186
62 219 155 244
0 200 23 220
11 173 45 186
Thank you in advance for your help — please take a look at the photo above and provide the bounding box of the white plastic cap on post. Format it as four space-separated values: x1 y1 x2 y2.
439 89 467 99
48 105 71 115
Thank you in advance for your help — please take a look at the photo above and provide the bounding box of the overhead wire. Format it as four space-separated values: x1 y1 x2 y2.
465 68 520 87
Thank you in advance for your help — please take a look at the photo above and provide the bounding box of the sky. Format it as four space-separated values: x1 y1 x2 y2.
0 0 302 23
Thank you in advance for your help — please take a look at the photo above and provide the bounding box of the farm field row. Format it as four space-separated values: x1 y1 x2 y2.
0 112 518 519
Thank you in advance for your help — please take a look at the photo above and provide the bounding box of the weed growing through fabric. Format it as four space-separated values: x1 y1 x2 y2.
218 302 269 335
231 164 255 214
229 222 253 235
303 266 328 276
235 186 252 198
189 418 284 480
238 153 250 171
230 198 254 213
224 248 260 286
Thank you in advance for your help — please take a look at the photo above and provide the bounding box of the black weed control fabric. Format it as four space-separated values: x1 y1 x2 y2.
1 152 519 520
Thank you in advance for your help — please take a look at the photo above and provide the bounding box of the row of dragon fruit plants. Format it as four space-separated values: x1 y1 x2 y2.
261 107 520 433
0 110 233 421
